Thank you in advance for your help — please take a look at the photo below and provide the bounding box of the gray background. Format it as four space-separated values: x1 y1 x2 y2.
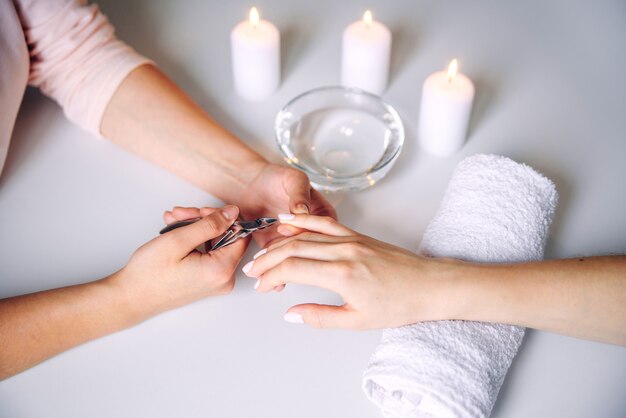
1 0 625 417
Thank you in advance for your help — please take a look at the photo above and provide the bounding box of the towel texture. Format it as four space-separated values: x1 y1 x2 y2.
362 154 558 418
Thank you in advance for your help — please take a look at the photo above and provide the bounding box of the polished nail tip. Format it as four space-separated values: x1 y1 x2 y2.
253 248 267 259
242 260 254 274
283 312 304 324
278 213 295 221
254 279 261 290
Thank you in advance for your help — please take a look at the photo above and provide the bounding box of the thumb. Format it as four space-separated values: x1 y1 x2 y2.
167 205 239 258
285 170 312 214
284 304 357 329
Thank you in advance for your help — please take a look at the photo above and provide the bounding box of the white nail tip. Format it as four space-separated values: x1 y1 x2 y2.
254 279 261 290
242 260 254 274
283 312 304 324
253 248 267 259
278 213 295 221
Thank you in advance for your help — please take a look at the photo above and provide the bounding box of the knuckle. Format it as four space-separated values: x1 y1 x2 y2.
281 257 299 271
270 258 296 281
201 216 223 235
285 239 306 252
334 261 355 280
360 244 376 258
340 242 364 257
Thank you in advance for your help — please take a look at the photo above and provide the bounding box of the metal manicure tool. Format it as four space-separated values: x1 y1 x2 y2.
159 217 278 251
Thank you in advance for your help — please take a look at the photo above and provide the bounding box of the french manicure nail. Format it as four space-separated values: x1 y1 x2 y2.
222 205 238 220
283 312 304 324
254 279 261 290
278 213 295 221
242 260 254 274
253 248 267 259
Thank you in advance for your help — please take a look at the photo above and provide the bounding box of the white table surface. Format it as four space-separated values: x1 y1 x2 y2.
1 0 625 417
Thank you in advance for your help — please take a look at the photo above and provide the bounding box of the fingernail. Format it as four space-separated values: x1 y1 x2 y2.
295 203 310 214
278 213 295 221
242 260 254 274
283 312 304 324
222 205 238 220
253 248 267 259
254 279 261 290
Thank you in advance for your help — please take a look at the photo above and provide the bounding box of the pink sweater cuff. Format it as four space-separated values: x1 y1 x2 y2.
20 0 154 138
74 49 153 138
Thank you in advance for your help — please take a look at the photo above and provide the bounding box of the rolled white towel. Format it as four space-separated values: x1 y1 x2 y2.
362 154 558 418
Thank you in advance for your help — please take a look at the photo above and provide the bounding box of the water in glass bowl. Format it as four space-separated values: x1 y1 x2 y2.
290 107 391 177
275 86 404 192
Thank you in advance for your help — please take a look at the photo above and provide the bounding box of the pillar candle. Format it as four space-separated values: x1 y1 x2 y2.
418 59 475 156
341 10 392 95
231 7 280 101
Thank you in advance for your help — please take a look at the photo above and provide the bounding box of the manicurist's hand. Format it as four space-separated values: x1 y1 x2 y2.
114 205 249 319
234 163 337 247
103 65 336 248
0 205 249 379
241 214 460 329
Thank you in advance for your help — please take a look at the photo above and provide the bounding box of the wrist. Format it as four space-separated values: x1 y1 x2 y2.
221 157 268 206
423 257 473 321
403 256 491 323
101 268 156 327
447 261 519 324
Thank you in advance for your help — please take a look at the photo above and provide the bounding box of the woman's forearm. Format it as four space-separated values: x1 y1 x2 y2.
0 273 136 380
456 256 626 345
101 64 267 205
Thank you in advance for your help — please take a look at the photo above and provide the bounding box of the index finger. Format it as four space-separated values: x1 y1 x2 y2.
163 207 220 225
165 206 239 259
277 213 355 237
256 257 349 294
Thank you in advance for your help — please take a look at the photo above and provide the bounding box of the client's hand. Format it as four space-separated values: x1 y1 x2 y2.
242 214 460 329
113 205 248 319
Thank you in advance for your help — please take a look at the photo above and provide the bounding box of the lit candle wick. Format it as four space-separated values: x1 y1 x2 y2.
363 10 373 29
447 58 458 83
249 6 260 29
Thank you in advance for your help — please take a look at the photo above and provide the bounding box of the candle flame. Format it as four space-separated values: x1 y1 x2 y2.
363 10 373 28
249 6 260 28
447 59 458 83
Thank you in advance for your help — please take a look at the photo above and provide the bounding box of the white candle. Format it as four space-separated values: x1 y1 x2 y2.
418 59 475 156
341 10 392 95
231 7 280 101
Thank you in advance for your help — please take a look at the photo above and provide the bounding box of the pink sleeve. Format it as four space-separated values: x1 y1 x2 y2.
15 0 153 137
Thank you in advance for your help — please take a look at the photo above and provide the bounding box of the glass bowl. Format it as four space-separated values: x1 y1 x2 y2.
275 86 405 192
